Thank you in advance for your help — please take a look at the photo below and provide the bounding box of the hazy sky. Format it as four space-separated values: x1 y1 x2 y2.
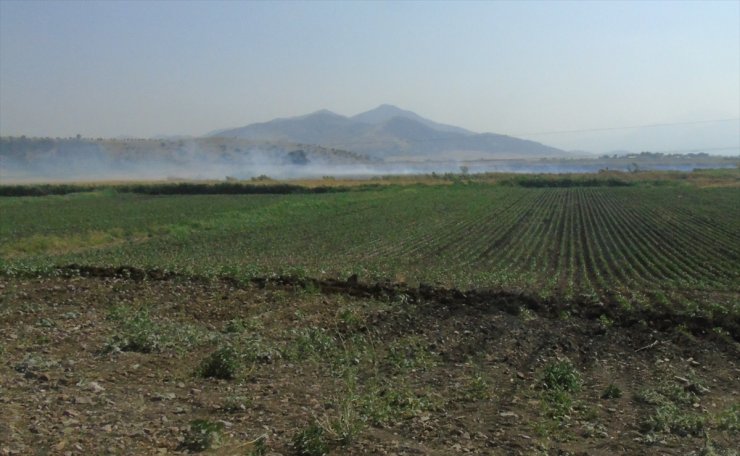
1 0 738 153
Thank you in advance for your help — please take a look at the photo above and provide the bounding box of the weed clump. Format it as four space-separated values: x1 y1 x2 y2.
247 435 268 456
223 318 246 334
462 372 493 401
104 308 161 353
541 359 581 392
539 359 582 419
198 346 240 380
640 404 706 437
221 395 251 413
634 381 710 437
292 423 329 456
181 419 223 452
602 383 622 399
716 404 739 431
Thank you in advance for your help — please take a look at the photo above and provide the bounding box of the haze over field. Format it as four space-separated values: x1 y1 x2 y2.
0 0 738 182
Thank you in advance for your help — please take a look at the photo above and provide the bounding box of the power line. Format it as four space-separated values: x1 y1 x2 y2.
514 118 740 136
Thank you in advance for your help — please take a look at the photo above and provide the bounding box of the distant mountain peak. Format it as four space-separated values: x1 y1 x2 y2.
352 104 422 124
369 104 411 113
295 109 345 119
311 108 340 116
210 105 567 159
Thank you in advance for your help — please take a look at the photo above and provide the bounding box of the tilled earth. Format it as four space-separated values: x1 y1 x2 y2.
0 275 738 455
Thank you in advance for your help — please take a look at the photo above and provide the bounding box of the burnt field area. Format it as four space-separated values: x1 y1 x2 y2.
0 273 738 455
0 172 738 455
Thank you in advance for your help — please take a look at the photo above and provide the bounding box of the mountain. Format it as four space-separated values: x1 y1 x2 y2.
211 105 567 159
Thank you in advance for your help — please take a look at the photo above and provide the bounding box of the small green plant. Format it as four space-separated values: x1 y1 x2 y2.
36 317 56 328
223 318 246 334
543 389 574 418
601 383 622 399
359 384 441 426
540 359 582 419
221 395 251 413
322 397 363 446
104 308 162 353
198 346 240 380
716 404 739 431
336 306 363 330
241 336 281 364
519 306 536 321
292 422 329 456
283 327 336 361
462 372 493 401
541 360 581 392
384 336 437 373
247 435 268 456
301 280 321 295
181 419 223 452
616 295 633 312
598 314 613 328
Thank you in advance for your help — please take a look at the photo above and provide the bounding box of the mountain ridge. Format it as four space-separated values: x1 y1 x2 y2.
211 105 568 159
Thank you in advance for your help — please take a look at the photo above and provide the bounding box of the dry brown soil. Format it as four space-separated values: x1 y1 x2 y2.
1 275 737 455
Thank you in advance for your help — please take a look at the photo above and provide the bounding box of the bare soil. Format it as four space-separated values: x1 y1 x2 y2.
1 274 737 455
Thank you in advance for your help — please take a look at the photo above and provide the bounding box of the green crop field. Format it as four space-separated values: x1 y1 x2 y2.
1 178 738 324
